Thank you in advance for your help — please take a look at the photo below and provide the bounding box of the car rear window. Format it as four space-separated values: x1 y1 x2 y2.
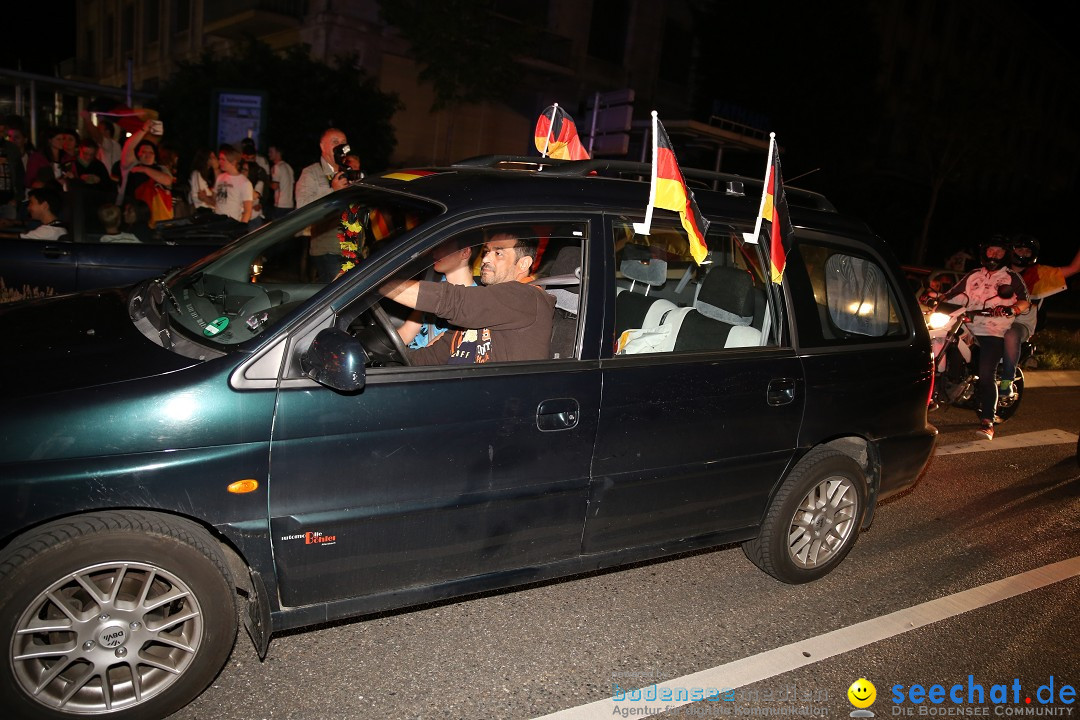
786 242 908 347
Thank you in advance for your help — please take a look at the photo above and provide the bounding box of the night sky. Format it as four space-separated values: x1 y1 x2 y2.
4 1 1077 269
2 1 77 75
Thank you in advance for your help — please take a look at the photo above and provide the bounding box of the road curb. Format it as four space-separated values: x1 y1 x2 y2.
1023 369 1080 388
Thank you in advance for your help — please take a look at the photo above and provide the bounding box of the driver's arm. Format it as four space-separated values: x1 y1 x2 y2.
379 278 422 308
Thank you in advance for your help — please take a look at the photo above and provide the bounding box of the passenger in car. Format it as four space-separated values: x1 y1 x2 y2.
397 237 477 349
379 232 555 364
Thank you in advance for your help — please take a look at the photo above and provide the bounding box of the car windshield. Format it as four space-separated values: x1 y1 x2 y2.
158 186 441 349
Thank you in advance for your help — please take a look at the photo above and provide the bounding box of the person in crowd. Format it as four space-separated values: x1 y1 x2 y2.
379 232 555 365
0 116 23 220
25 127 76 191
5 116 30 168
67 137 114 193
122 199 154 242
240 138 270 177
295 128 351 281
98 203 141 243
240 139 273 219
19 187 67 240
268 145 294 218
120 119 173 208
398 238 477 349
212 145 253 226
240 158 267 229
80 112 122 178
188 148 218 215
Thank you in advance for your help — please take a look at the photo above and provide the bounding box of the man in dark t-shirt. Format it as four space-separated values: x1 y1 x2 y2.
380 232 555 365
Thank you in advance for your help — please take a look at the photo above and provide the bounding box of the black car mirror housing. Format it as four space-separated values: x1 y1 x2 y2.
300 328 367 392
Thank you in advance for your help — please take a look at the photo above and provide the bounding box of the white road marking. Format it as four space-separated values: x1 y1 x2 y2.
934 429 1078 456
530 556 1080 720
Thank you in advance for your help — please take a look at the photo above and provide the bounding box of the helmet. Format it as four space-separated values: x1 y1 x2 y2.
978 235 1010 271
1010 234 1040 268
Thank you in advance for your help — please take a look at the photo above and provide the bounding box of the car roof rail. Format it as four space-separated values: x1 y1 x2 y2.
449 155 836 213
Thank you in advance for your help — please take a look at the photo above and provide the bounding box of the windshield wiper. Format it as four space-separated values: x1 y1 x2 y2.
153 277 183 313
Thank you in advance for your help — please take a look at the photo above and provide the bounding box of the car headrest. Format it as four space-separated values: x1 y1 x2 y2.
696 266 755 325
546 244 582 280
620 257 668 287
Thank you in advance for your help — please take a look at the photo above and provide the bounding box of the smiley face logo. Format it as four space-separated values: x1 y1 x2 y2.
848 678 876 708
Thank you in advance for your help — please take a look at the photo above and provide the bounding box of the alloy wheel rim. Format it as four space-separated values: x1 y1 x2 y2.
786 475 858 569
11 560 204 714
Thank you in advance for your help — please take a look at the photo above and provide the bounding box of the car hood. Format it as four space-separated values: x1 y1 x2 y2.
0 289 201 400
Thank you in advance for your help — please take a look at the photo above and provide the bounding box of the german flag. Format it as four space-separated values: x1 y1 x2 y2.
652 118 709 265
760 140 793 284
535 104 590 161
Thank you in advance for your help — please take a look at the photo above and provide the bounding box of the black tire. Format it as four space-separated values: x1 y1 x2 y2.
0 511 237 720
742 450 867 584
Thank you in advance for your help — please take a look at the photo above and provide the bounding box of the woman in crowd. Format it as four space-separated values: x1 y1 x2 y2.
188 148 218 216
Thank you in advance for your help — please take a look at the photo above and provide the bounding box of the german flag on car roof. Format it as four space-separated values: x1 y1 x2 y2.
651 117 709 265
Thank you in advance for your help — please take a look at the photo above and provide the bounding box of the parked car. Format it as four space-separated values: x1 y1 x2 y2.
0 157 937 719
0 188 245 295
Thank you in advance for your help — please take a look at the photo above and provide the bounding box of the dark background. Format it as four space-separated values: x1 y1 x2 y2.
4 1 1079 275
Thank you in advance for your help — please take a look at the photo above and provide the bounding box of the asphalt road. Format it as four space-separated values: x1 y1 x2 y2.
169 383 1080 720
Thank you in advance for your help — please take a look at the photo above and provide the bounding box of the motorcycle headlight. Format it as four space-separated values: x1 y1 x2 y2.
927 311 952 330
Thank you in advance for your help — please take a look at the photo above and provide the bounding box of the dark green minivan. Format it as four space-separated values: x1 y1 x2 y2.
0 158 936 719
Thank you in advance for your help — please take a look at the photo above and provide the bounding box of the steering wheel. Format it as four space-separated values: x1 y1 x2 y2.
366 301 412 367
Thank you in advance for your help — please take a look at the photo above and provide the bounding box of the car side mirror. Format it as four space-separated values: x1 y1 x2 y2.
300 328 367 392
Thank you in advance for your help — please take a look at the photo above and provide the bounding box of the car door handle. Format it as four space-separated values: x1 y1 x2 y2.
42 245 72 259
537 398 580 431
767 378 796 406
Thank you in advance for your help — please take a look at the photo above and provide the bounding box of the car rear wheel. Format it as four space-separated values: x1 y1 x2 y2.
742 450 866 584
0 511 237 720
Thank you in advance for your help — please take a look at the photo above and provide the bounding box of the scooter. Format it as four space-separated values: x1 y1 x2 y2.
924 298 1030 422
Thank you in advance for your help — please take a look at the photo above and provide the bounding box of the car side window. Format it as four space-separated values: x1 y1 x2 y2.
612 220 777 355
359 221 587 368
786 242 908 347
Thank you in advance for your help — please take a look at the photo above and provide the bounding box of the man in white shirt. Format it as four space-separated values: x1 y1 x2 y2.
295 128 350 281
20 188 67 240
268 145 295 218
212 145 253 225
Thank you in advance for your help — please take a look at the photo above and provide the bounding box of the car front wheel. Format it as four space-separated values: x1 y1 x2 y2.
0 511 238 720
742 449 867 584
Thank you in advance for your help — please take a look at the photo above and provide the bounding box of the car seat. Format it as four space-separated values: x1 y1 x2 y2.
615 253 676 339
537 243 582 359
648 266 762 352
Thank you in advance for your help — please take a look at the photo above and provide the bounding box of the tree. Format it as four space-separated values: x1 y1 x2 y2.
377 0 537 157
153 40 399 178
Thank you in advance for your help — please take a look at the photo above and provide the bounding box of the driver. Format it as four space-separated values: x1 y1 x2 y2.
941 235 1030 441
379 231 555 365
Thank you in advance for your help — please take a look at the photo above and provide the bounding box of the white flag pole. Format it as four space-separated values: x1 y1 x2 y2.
541 103 558 159
633 111 660 236
743 132 776 244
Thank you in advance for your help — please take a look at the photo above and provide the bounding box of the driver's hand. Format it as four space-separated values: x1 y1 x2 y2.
991 305 1014 317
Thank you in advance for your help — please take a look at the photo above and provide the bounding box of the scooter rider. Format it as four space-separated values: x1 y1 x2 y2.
941 235 1031 440
1001 235 1080 394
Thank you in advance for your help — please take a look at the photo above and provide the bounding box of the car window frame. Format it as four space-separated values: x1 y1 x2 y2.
783 228 915 352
